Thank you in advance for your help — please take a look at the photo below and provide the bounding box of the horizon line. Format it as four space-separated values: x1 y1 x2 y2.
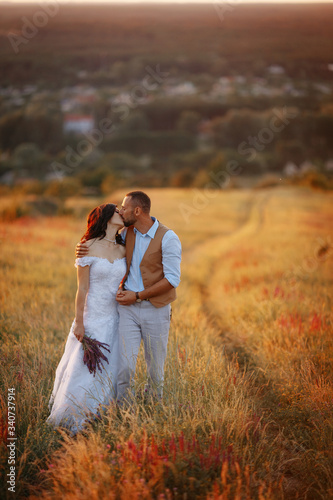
2 0 333 4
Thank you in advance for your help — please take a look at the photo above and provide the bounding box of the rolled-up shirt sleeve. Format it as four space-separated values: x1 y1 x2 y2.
161 230 182 288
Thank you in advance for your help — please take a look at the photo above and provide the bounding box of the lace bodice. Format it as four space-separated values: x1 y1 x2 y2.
75 256 126 330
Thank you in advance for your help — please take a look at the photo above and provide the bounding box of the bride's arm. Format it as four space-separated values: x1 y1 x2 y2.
73 265 90 342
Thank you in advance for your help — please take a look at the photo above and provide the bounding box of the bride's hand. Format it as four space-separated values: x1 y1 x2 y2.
76 241 89 258
73 322 85 342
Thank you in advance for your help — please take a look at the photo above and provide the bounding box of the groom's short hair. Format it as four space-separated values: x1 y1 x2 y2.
126 191 151 214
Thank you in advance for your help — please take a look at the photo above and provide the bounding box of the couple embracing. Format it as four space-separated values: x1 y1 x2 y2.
47 191 182 435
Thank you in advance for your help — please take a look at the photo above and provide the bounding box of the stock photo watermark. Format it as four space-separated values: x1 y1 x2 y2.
51 118 115 178
7 387 17 493
111 64 169 121
237 108 298 161
7 1 65 54
213 0 240 23
180 106 299 224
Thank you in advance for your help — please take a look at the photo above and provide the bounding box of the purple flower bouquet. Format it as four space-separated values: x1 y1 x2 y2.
82 335 111 376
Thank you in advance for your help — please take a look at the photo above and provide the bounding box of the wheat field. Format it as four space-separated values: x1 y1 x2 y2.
0 186 332 499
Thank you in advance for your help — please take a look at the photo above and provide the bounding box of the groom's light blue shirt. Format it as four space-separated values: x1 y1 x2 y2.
121 217 181 292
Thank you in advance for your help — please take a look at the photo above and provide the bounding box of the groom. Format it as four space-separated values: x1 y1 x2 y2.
116 191 181 404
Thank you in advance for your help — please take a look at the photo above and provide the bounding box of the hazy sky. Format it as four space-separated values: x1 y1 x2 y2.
5 0 333 3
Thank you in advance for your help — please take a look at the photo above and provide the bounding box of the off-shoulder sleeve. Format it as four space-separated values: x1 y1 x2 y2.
75 256 95 268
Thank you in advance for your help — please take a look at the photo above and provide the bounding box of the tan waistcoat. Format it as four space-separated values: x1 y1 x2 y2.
123 222 177 308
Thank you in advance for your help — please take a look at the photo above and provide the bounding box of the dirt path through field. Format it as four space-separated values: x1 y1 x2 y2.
182 189 280 382
184 189 271 318
201 190 270 342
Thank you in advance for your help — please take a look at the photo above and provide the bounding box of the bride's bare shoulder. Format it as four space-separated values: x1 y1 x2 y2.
85 238 97 245
85 238 98 255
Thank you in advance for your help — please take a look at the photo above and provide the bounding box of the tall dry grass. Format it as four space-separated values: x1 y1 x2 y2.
0 187 332 499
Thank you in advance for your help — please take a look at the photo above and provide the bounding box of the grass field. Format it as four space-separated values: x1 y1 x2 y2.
0 186 332 499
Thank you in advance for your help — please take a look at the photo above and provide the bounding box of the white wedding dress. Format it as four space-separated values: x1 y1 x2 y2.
47 256 126 434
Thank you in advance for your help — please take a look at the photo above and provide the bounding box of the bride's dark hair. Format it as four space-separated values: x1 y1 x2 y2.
81 203 124 245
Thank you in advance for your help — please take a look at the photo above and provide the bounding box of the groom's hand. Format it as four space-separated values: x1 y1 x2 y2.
76 241 89 258
116 290 136 305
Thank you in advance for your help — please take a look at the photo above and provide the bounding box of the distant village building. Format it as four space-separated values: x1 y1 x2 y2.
211 77 233 97
45 170 64 181
283 162 299 177
166 82 197 97
9 89 25 106
325 159 333 171
251 83 272 97
77 71 88 79
268 65 285 75
60 86 96 113
22 85 37 96
111 91 152 106
61 88 96 113
234 76 246 85
61 99 75 113
63 114 95 134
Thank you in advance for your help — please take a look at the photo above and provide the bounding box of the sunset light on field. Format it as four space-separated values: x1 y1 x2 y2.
1 0 332 497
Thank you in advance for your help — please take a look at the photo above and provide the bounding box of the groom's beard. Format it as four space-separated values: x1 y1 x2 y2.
123 214 137 227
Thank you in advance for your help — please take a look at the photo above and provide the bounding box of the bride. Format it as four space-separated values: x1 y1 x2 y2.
47 203 126 434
